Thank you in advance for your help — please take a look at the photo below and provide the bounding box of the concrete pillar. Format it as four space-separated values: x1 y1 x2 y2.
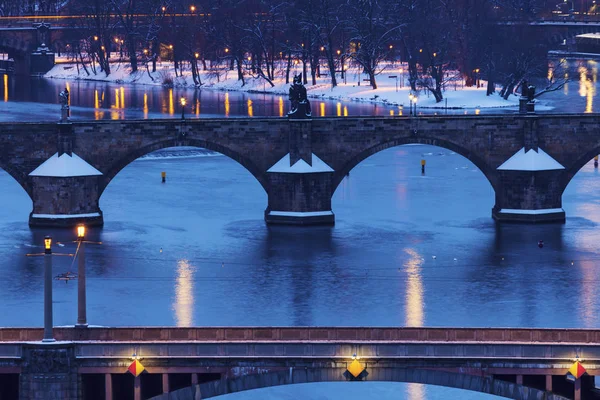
191 373 198 385
516 375 523 385
545 375 552 392
162 373 169 393
105 374 112 400
492 170 566 223
191 373 202 400
134 375 141 400
574 378 581 400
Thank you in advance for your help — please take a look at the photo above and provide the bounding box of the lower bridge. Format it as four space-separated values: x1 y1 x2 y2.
0 327 599 399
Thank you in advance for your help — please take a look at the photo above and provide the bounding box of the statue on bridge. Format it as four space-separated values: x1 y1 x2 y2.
288 74 311 119
59 88 70 122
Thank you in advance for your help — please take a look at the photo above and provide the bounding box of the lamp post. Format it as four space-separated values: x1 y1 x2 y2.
43 236 55 342
180 97 186 120
409 93 414 115
76 225 87 327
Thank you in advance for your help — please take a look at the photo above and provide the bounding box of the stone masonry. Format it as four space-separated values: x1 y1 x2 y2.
2 115 600 226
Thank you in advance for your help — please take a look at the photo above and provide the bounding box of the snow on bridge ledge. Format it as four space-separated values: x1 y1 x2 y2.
267 153 334 173
29 152 102 177
497 147 565 171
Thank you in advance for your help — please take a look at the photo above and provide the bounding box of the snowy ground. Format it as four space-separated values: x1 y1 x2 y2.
45 57 548 111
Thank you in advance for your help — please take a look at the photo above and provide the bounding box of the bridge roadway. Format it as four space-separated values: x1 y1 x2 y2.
2 114 600 226
0 327 599 399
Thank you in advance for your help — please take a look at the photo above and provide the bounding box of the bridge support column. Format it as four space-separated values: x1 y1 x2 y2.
28 175 104 227
105 373 113 400
546 375 552 392
20 343 79 400
264 172 335 225
492 170 565 223
28 128 104 227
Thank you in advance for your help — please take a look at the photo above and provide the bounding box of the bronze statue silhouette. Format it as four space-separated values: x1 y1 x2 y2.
288 74 311 118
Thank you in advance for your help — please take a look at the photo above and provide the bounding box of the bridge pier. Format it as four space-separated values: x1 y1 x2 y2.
492 170 566 223
264 119 335 225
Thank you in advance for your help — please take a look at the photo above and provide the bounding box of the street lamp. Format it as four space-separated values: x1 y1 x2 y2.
43 236 55 342
76 225 87 327
409 93 414 115
190 5 196 12
180 97 186 120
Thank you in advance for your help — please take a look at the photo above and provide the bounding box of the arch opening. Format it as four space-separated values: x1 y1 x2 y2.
151 369 566 400
332 143 496 222
99 140 269 197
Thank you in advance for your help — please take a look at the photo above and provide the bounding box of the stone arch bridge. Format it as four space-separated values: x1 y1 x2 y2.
1 114 599 227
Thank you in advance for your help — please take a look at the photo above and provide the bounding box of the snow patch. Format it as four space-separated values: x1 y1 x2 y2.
29 152 103 177
31 212 101 219
267 153 334 173
498 208 564 215
497 147 565 171
268 211 334 217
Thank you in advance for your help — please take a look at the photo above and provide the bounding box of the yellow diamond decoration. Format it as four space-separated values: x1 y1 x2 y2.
568 360 586 380
347 359 365 378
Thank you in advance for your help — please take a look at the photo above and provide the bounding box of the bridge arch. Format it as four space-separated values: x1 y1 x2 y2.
98 138 269 197
332 137 498 193
558 147 600 195
0 159 32 198
152 368 568 400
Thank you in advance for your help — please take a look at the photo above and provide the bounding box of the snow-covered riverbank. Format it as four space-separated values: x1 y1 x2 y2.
45 59 542 111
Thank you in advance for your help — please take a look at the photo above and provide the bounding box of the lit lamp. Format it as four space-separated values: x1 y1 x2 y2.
76 225 87 327
44 236 52 255
43 236 55 342
180 97 186 120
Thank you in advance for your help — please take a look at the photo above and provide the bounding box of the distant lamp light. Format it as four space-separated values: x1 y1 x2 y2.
100 46 105 51
343 354 368 381
114 37 119 43
194 52 199 58
337 49 341 55
44 236 52 255
77 224 85 241
389 45 393 49
247 56 252 61
190 5 196 12
224 48 229 53
161 6 166 11
419 48 423 53
180 97 186 120
180 97 186 107
93 36 98 41
143 49 148 55
320 46 324 51
169 44 173 49
433 52 437 57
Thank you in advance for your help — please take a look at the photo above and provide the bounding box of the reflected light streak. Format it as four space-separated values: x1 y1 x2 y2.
143 93 148 117
475 108 480 115
168 89 174 115
224 92 230 117
279 96 284 117
94 90 99 109
247 99 253 117
579 66 595 113
195 99 200 115
114 89 120 109
3 73 7 102
403 248 424 327
320 102 325 117
337 102 341 116
390 110 394 116
94 90 104 120
406 383 425 400
66 82 70 106
120 87 125 109
343 106 348 117
173 259 195 327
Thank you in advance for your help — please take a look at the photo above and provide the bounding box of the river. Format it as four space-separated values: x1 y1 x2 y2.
1 70 600 399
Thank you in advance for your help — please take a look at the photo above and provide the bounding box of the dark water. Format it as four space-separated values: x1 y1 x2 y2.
0 146 599 328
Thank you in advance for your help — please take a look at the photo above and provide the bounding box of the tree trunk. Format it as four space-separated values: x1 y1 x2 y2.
369 69 377 89
236 57 245 86
127 37 137 72
286 51 292 84
327 51 337 87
